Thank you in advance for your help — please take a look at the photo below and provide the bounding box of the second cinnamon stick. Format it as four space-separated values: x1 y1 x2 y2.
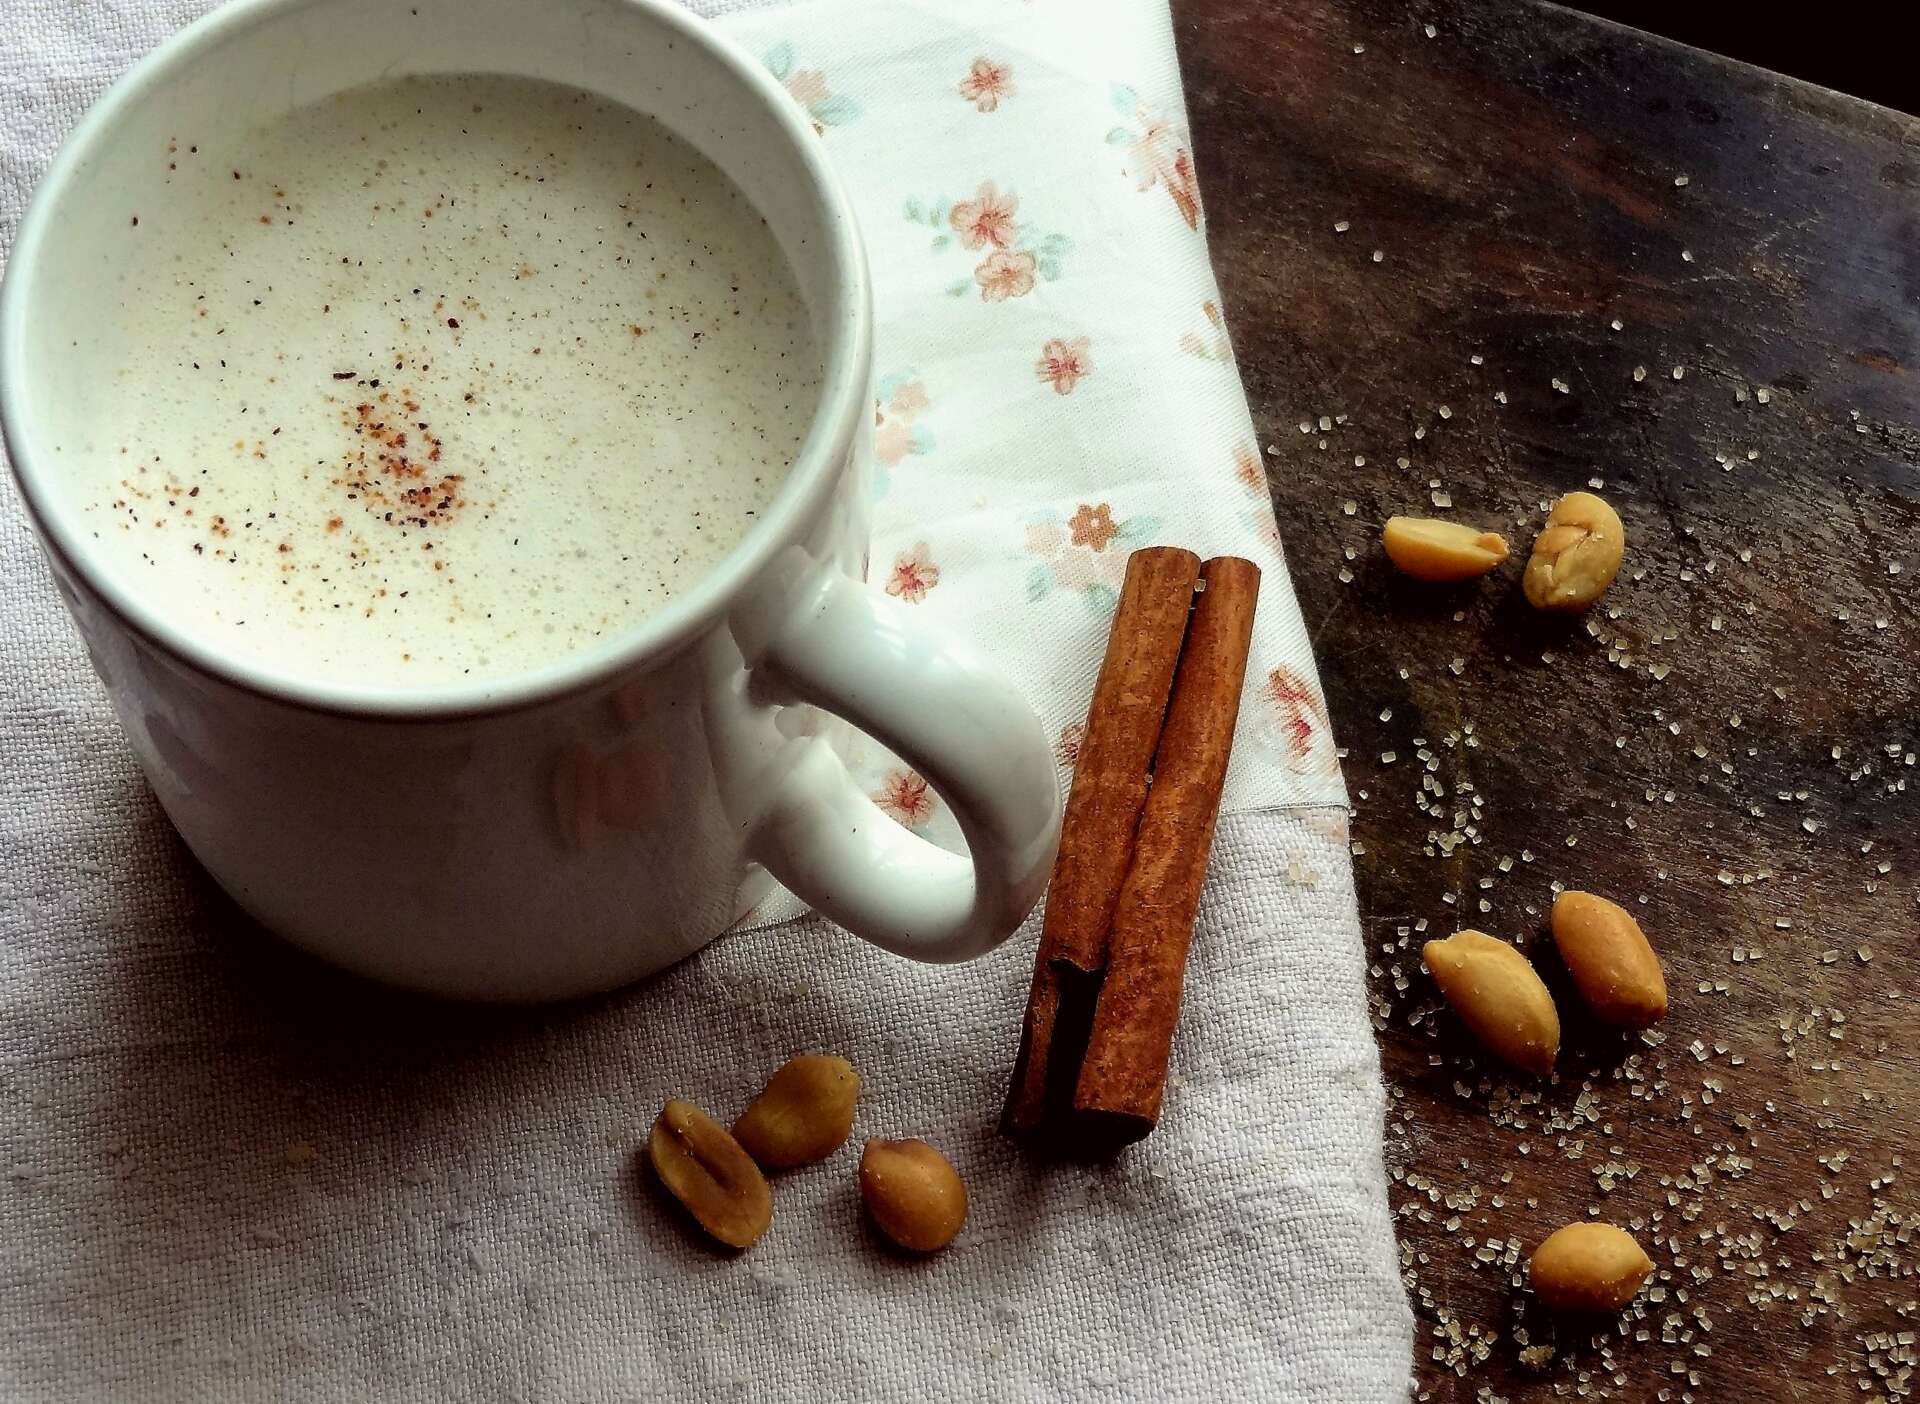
1072 555 1260 1146
1001 545 1200 1135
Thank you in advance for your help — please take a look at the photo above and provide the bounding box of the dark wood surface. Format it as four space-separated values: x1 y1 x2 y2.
1173 1 1919 1398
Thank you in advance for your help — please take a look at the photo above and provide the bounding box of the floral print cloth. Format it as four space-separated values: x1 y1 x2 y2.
735 0 1348 902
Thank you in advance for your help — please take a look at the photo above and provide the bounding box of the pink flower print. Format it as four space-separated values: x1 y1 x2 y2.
765 45 861 132
873 377 931 468
1023 506 1143 606
1067 503 1119 552
1036 337 1092 395
911 186 1069 295
1133 116 1201 230
950 183 1018 251
1180 299 1233 361
1265 666 1327 764
785 69 829 106
1055 722 1085 768
975 248 1037 302
1166 146 1201 229
958 58 1014 112
875 417 915 467
1112 83 1203 232
888 381 930 417
885 541 940 602
1050 551 1108 593
1234 443 1266 493
1025 520 1065 556
874 769 935 827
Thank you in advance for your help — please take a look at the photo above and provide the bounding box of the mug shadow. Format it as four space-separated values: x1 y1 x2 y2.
186 865 617 1048
44 806 887 1380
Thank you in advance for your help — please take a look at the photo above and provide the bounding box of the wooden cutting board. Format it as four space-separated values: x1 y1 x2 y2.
1175 0 1920 1396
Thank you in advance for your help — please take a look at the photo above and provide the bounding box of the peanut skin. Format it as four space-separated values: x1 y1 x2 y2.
1422 930 1560 1075
859 1139 967 1254
1551 891 1667 1027
733 1055 860 1169
1530 1222 1655 1313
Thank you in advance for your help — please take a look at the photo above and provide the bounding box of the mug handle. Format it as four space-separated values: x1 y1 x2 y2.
728 557 1061 962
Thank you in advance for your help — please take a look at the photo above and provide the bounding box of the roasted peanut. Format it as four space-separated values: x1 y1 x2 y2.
1522 491 1624 611
733 1054 860 1169
859 1138 968 1254
1551 890 1667 1027
1381 516 1510 582
1422 930 1560 1075
1529 1222 1655 1313
648 1098 773 1250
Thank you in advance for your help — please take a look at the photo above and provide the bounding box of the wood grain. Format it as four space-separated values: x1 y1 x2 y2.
1172 0 1919 1397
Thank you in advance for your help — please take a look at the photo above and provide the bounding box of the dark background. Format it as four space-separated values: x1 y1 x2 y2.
1580 1 1911 111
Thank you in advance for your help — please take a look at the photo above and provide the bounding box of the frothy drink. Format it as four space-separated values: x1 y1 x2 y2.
69 74 819 685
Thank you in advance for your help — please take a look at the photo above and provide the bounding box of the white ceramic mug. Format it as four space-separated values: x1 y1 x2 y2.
0 0 1062 1000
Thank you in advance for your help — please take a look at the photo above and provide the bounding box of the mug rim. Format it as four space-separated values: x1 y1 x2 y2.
0 0 872 721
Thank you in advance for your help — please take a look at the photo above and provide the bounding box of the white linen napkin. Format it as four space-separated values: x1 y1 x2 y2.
0 0 1414 1398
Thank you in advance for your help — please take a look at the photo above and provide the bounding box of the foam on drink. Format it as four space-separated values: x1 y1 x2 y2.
68 74 819 686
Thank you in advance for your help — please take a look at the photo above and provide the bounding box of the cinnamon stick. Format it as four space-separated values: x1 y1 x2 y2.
1072 555 1260 1146
1001 546 1201 1136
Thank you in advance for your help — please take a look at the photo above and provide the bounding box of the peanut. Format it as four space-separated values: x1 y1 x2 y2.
1381 516 1510 582
859 1138 968 1253
732 1054 860 1169
1551 890 1667 1027
1529 1222 1655 1313
1522 490 1624 611
1422 930 1560 1075
648 1098 773 1250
